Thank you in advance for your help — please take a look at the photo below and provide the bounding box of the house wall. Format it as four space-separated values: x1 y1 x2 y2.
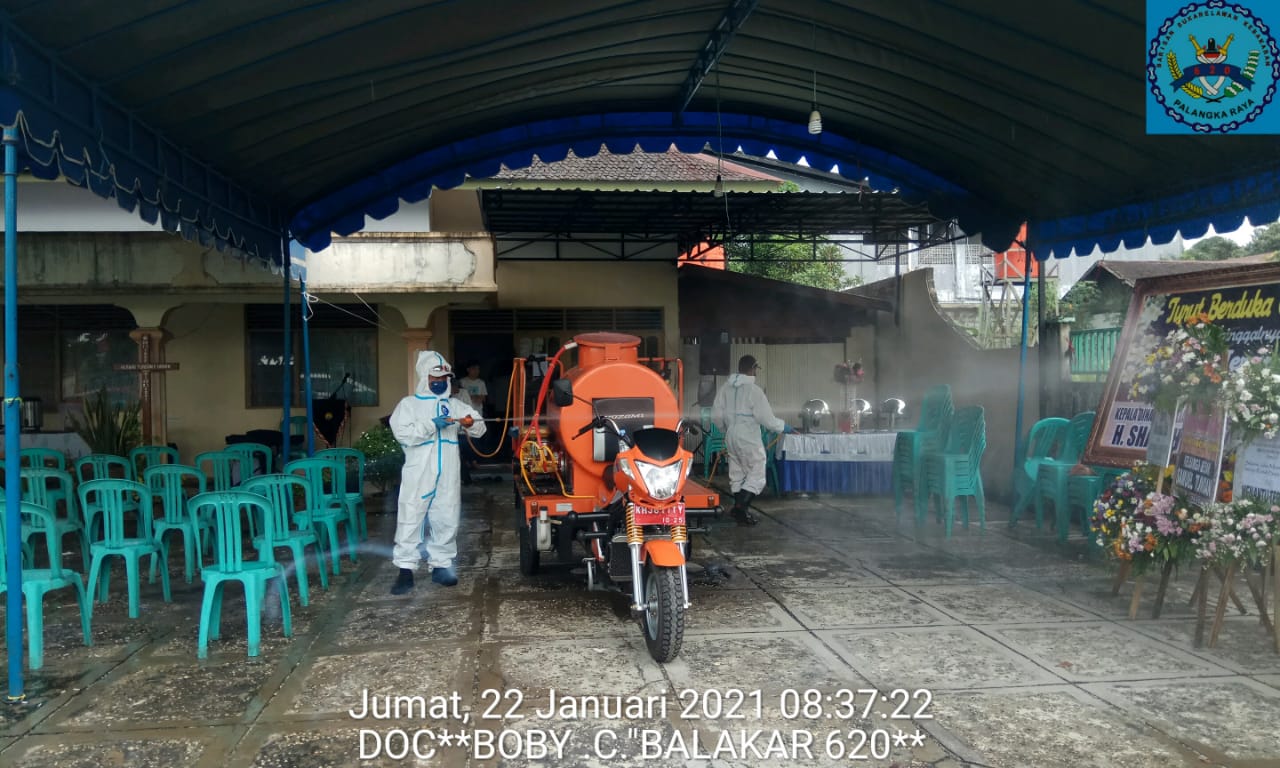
429 189 486 231
868 270 1042 502
493 260 681 358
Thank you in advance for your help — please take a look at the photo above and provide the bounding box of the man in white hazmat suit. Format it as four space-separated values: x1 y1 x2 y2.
712 354 792 526
389 351 486 593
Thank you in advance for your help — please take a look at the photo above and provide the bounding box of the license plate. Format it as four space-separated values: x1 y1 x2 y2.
632 503 685 526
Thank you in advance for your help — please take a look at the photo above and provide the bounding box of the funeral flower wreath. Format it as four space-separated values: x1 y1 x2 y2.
1128 314 1228 414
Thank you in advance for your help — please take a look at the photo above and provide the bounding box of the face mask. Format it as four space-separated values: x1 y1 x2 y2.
428 380 449 395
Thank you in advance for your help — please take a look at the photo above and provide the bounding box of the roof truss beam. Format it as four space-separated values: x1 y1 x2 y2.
675 0 759 114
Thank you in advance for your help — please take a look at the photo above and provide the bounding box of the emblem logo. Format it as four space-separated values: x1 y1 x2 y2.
1147 1 1279 133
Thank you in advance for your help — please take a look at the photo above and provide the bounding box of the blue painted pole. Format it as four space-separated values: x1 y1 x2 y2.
281 236 292 467
1011 244 1033 523
4 125 25 700
301 276 314 457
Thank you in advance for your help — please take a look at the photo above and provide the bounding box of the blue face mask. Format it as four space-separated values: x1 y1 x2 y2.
429 379 449 395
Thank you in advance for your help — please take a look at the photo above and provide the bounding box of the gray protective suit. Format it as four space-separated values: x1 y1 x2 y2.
389 351 485 570
712 372 785 496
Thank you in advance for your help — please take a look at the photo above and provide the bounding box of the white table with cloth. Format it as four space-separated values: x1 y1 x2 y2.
775 431 898 494
0 431 92 461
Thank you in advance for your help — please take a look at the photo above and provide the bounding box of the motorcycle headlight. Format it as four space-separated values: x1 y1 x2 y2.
636 460 683 501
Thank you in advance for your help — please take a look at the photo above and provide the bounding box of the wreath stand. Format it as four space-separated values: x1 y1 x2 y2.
1186 554 1276 649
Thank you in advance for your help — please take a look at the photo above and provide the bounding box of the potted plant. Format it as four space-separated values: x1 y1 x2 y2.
67 388 143 457
355 421 405 513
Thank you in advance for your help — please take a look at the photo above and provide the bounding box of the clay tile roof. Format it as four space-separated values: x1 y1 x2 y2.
492 143 780 185
1088 254 1276 285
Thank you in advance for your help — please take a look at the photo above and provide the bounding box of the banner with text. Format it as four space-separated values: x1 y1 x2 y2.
1084 267 1280 469
1171 404 1228 508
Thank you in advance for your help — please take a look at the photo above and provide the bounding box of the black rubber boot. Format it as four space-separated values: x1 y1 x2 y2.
390 568 414 595
731 490 759 526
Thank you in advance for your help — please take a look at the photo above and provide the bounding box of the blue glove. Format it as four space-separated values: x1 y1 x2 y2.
432 415 451 430
782 423 795 434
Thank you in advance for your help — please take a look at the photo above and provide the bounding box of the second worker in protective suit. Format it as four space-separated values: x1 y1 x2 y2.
712 354 792 526
389 351 486 594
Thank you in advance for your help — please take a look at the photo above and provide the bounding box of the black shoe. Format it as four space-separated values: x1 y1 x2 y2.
731 490 759 526
390 568 414 595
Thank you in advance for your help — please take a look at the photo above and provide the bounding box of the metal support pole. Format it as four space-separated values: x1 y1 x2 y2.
1037 264 1048 416
301 276 315 457
4 125 24 700
281 236 293 467
1012 246 1033 515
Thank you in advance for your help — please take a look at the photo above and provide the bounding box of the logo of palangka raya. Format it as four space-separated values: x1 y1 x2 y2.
1148 1 1278 132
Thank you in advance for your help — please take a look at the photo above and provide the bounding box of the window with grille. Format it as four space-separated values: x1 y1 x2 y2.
245 304 379 408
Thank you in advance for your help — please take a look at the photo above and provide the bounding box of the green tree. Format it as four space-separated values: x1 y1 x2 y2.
1180 235 1242 261
725 238 858 291
1243 222 1280 256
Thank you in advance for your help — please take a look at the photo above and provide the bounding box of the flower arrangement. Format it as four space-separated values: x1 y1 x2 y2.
1092 463 1206 573
1195 498 1277 569
1127 314 1229 413
1224 344 1280 446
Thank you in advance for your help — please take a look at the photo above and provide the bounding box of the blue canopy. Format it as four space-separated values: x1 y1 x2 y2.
0 1 1277 259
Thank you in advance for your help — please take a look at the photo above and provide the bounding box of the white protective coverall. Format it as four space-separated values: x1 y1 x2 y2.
390 351 486 570
712 373 785 495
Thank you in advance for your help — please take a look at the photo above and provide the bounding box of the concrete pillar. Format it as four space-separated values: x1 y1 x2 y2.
402 328 433 395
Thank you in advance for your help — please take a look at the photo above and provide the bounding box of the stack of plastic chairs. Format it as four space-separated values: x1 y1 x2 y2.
1009 417 1069 527
892 385 953 523
1032 411 1098 542
922 406 987 537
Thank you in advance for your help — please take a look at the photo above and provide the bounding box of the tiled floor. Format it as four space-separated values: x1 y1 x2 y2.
1 479 1278 767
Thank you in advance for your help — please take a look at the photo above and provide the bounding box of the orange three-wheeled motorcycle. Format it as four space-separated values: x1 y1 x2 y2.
511 332 721 662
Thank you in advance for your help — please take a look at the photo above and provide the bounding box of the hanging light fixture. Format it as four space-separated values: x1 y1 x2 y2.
713 173 724 198
807 23 823 135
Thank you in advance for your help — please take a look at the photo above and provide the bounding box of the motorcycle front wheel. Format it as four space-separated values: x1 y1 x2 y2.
640 564 685 662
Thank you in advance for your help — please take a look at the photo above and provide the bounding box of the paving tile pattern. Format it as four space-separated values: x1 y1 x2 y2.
0 480 1275 767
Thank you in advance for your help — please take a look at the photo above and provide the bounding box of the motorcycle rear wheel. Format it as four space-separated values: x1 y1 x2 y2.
519 521 540 576
640 565 685 662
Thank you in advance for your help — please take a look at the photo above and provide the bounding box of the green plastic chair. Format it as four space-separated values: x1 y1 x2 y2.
317 447 368 541
702 424 727 477
129 444 180 479
145 464 208 584
284 457 357 575
226 442 274 478
19 467 88 568
190 490 293 659
243 473 331 606
0 500 93 669
1033 411 1098 542
1009 417 1069 527
74 453 135 484
195 450 249 491
922 405 986 538
892 385 953 523
79 478 171 618
1067 466 1127 544
20 447 67 471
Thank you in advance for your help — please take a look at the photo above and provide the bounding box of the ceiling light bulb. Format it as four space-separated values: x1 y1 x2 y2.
808 108 823 135
713 174 724 198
